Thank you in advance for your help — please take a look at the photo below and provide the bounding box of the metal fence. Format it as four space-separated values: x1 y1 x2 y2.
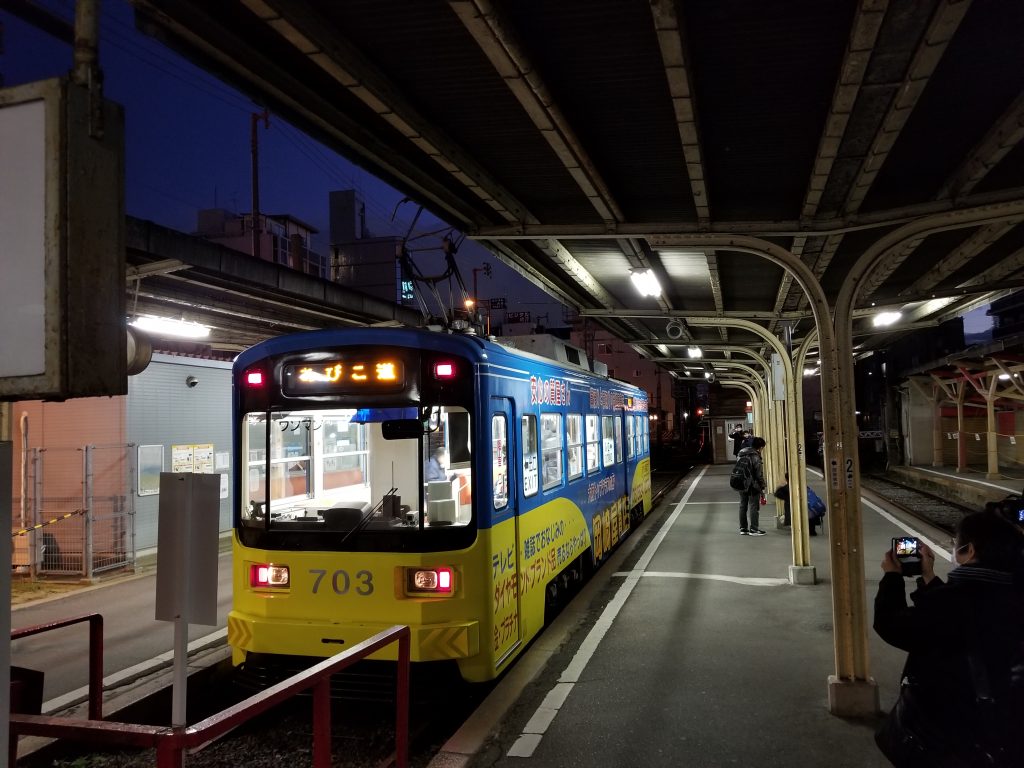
11 444 136 578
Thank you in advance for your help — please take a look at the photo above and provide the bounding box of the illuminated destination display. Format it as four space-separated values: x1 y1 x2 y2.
282 358 405 394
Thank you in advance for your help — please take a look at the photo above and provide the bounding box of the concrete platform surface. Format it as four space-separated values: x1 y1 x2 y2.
431 464 956 768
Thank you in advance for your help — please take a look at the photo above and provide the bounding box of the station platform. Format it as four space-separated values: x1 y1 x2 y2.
432 463 960 768
887 464 1022 510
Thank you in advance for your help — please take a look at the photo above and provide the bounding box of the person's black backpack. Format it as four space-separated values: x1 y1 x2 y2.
730 455 752 491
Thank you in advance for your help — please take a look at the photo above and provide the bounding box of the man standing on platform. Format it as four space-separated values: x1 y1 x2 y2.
735 437 767 535
730 425 746 457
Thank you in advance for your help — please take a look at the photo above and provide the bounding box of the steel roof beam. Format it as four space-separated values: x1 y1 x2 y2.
939 92 1024 200
240 0 532 226
451 0 625 226
774 0 887 325
470 186 1024 239
133 0 484 227
898 222 1021 297
450 0 637 321
649 0 709 223
795 0 971 310
843 0 971 216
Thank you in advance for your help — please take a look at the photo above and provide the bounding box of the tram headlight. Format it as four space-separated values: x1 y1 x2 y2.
250 563 290 588
406 566 455 595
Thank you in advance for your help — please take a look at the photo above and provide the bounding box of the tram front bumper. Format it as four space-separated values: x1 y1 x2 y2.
227 612 480 663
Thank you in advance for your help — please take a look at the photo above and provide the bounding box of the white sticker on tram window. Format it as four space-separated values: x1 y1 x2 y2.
1011 437 1017 446
830 458 840 490
975 433 981 441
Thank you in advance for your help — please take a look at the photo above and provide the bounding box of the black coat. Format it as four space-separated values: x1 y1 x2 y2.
873 564 1024 756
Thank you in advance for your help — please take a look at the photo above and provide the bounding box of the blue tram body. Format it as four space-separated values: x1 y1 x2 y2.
229 327 651 682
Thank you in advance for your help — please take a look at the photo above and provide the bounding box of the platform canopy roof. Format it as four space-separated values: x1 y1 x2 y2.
130 0 1024 373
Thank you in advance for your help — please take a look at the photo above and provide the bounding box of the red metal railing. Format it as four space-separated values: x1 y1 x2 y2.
11 613 105 720
10 624 411 768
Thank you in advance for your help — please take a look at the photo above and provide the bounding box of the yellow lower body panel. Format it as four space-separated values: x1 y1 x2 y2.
228 611 479 663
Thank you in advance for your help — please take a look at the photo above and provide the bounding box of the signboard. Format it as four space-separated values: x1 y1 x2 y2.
171 445 195 473
506 311 531 323
489 297 507 309
0 79 125 400
771 353 785 401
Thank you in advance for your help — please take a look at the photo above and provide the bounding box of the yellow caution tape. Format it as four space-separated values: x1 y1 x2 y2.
11 509 86 537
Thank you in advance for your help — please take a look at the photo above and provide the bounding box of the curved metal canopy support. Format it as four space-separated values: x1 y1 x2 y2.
644 235 869 714
712 357 812 570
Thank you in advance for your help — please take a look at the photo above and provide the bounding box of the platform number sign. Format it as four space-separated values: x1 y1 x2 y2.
845 457 854 489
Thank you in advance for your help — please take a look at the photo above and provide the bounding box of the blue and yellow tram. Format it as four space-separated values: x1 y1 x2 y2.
228 327 652 682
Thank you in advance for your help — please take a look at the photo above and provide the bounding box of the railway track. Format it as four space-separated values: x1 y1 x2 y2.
861 473 975 537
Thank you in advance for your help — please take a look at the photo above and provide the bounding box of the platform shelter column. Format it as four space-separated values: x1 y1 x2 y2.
932 381 944 467
985 379 999 479
956 386 968 472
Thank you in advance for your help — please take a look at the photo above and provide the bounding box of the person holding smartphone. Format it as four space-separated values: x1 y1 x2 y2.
872 512 1024 767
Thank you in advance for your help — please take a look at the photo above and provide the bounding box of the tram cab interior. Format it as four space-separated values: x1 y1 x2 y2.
241 405 474 533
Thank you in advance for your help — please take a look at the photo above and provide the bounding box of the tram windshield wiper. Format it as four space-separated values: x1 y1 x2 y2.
338 488 398 544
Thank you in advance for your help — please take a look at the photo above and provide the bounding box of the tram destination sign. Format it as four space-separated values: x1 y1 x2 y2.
283 358 405 395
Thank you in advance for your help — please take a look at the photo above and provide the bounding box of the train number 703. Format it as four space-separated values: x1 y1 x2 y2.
309 568 374 595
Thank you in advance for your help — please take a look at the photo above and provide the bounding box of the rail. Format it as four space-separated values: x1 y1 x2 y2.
9 624 411 768
11 613 105 720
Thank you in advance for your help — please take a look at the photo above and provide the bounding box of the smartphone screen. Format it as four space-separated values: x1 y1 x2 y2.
892 537 918 557
892 536 922 576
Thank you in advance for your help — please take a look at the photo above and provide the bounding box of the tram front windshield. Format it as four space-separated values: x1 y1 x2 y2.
240 405 473 535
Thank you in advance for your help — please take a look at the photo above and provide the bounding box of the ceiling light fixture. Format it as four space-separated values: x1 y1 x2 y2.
687 346 702 359
630 268 662 298
872 311 902 327
130 315 210 339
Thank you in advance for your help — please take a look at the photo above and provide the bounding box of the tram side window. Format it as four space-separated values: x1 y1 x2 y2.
601 415 616 466
585 414 600 475
541 413 563 490
522 415 539 497
615 417 623 463
626 415 635 460
643 416 650 453
567 413 583 480
492 414 508 510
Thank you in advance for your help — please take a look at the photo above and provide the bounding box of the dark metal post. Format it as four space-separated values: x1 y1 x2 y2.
313 678 331 768
395 629 410 768
250 110 269 261
88 614 104 720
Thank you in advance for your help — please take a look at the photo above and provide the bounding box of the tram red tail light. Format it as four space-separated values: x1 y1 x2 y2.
245 370 264 386
406 566 455 595
433 362 456 379
250 563 290 588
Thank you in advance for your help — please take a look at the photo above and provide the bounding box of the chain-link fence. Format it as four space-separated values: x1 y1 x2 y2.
11 444 135 578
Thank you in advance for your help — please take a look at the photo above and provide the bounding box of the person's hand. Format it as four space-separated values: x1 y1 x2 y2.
920 542 937 584
881 550 902 574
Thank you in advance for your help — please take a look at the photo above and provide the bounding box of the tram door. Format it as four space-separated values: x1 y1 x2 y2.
490 397 523 667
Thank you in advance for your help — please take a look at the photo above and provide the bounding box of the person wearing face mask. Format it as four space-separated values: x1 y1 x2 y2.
873 512 1024 767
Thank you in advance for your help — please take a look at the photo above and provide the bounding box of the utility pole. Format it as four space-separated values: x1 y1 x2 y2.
250 109 269 260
